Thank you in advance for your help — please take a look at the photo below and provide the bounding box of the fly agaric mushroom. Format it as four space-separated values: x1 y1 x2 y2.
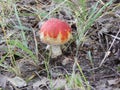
39 18 72 58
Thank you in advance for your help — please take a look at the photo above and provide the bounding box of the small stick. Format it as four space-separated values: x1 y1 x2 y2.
99 28 120 67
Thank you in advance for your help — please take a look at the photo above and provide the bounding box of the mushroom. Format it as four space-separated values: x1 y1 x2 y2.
39 18 72 58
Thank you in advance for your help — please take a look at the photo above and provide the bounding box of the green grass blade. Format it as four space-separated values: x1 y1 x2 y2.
8 40 37 62
13 4 28 47
84 0 113 31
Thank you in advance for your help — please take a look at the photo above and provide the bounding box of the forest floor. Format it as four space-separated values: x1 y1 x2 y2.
0 0 120 90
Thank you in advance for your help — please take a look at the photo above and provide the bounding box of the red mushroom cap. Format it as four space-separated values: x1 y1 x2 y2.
39 18 72 45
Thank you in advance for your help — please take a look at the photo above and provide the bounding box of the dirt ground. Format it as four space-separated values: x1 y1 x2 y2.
0 0 120 90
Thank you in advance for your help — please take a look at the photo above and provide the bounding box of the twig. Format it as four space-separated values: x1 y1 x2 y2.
31 27 38 61
98 0 105 5
106 34 120 40
99 28 120 67
34 71 42 80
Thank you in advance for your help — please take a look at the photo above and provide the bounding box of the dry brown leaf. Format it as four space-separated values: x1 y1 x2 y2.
7 76 27 88
33 77 66 90
32 77 49 90
52 79 66 89
107 78 120 86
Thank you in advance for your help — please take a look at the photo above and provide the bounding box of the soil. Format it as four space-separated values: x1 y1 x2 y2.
0 0 120 90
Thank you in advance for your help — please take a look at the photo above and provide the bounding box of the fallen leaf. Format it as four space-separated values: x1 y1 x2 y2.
33 77 66 90
7 76 27 88
52 79 66 89
107 78 120 86
62 57 72 65
33 77 49 90
0 74 7 89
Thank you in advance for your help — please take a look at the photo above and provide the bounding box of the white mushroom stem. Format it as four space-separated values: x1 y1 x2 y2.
46 45 62 58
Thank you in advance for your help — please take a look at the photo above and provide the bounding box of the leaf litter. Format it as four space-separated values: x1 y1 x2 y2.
0 0 120 90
